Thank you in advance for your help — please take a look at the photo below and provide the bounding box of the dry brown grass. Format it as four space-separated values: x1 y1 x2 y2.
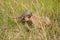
0 0 59 40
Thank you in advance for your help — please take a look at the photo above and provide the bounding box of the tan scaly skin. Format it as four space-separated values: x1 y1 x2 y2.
12 10 51 31
30 14 51 28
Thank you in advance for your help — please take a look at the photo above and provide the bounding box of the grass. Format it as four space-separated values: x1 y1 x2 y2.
0 0 60 40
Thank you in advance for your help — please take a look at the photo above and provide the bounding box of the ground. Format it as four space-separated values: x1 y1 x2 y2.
0 0 60 40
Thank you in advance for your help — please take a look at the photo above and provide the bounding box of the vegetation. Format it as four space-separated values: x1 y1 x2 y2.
0 0 60 40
